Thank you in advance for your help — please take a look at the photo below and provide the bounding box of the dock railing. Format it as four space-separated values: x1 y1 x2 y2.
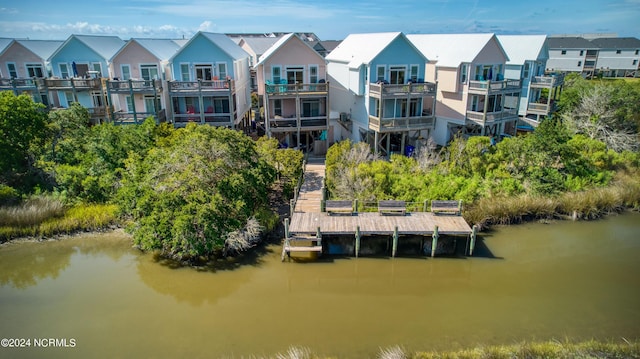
319 200 463 214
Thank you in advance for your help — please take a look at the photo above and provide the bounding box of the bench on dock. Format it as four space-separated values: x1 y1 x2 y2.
325 200 354 215
378 200 406 216
430 200 462 215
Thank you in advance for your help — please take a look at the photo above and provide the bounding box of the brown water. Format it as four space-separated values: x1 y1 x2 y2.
1 213 639 358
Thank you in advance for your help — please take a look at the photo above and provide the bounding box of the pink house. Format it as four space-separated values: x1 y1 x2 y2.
107 38 186 124
255 33 329 153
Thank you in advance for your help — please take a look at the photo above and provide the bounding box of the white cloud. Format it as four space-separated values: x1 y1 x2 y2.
197 20 215 32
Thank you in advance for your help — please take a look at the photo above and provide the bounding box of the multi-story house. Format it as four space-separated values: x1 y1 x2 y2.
254 33 329 152
407 33 521 145
545 36 600 77
107 38 186 124
498 35 564 126
326 32 437 157
0 39 62 105
168 32 252 129
589 37 640 78
236 36 282 92
47 34 125 123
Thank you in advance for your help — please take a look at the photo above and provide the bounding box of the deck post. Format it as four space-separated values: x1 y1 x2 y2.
431 225 439 258
290 199 295 216
320 199 326 213
354 199 358 213
284 218 290 239
423 199 428 212
355 225 361 257
469 225 477 256
316 226 322 247
392 226 398 257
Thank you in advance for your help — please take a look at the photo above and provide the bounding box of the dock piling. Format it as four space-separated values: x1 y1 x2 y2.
431 225 439 258
392 226 398 257
355 226 361 257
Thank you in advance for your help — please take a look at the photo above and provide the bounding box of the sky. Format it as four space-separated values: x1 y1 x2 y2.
1 0 639 41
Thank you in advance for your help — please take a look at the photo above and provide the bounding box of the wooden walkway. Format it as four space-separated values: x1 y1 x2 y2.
282 156 477 260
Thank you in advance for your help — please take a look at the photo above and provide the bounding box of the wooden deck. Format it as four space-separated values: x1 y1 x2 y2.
293 158 325 213
289 212 472 236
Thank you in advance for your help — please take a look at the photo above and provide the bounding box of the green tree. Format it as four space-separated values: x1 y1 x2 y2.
118 124 275 260
0 92 48 190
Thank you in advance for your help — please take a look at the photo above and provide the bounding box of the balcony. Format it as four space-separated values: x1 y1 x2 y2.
530 74 564 89
526 100 557 116
368 112 435 133
466 108 518 126
468 79 521 95
0 78 41 91
168 80 234 96
44 78 102 91
173 110 234 127
265 82 328 97
369 82 436 99
106 79 162 94
111 109 166 124
268 114 328 133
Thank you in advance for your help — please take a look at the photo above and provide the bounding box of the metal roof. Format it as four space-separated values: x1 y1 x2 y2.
326 32 404 68
49 34 125 61
498 35 547 65
15 40 64 60
407 33 500 67
256 33 324 66
127 38 184 61
239 36 282 57
545 37 597 49
200 32 250 60
588 37 640 49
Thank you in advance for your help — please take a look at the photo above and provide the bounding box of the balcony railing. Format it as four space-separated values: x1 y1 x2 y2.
368 115 435 132
173 112 233 127
168 80 234 94
530 74 564 88
466 108 518 125
468 79 521 94
111 109 166 124
0 78 41 90
107 79 162 93
44 78 102 90
527 101 557 116
268 115 328 131
369 82 436 98
265 82 328 95
88 106 107 118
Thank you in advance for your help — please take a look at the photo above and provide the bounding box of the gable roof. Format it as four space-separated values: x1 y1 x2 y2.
588 37 640 49
407 33 502 67
318 40 341 53
0 38 15 54
239 36 282 56
326 32 414 68
497 35 547 65
14 40 64 60
49 34 125 61
111 38 184 61
256 33 324 66
200 32 249 60
545 37 596 50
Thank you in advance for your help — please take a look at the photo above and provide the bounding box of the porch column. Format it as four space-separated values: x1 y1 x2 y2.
198 80 204 124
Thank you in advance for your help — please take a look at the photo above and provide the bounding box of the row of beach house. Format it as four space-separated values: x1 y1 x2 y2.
1 32 639 154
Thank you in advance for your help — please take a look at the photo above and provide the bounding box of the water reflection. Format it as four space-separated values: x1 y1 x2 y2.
0 241 73 289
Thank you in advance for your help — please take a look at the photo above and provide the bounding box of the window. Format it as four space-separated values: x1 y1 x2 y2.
376 65 385 82
92 92 103 107
272 66 281 83
144 96 160 113
26 64 44 78
634 60 638 65
121 65 131 80
213 98 229 113
64 91 74 106
302 99 320 117
180 64 190 81
125 96 134 112
561 50 567 55
389 66 406 84
7 63 18 78
523 62 530 78
140 65 159 80
273 99 282 116
578 61 582 67
410 65 419 82
636 50 639 55
309 65 318 83
579 50 584 56
92 63 102 76
217 63 227 80
460 64 467 83
409 98 419 116
616 50 622 54
286 66 304 84
195 64 213 80
60 63 70 78
475 65 482 80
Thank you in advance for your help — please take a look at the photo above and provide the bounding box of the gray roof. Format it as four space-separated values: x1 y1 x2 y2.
545 37 597 49
16 40 63 60
239 36 282 56
588 37 640 49
317 40 341 53
0 38 13 53
200 32 249 60
50 34 125 61
128 38 185 60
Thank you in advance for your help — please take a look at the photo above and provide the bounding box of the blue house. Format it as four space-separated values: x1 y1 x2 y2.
47 34 125 122
326 32 436 157
168 32 251 128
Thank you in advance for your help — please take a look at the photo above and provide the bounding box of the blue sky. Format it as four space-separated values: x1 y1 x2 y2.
1 0 639 40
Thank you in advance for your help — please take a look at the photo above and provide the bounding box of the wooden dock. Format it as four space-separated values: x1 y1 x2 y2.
282 157 477 261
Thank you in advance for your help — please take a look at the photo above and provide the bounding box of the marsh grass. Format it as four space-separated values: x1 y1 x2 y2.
0 202 118 242
464 171 640 229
